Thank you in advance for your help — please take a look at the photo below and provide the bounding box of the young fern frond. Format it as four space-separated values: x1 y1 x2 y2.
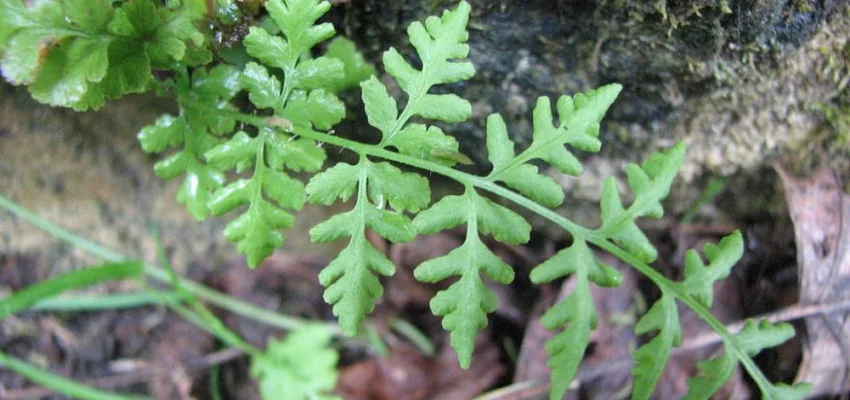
250 325 341 400
306 158 427 335
684 319 807 400
412 185 529 368
631 292 680 399
630 230 742 400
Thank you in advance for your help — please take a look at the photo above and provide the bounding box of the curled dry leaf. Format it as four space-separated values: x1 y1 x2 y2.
776 165 850 396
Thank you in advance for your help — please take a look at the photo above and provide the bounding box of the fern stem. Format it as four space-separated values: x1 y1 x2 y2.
594 240 778 397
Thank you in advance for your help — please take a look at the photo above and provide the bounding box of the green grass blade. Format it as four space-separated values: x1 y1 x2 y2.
0 261 143 320
0 350 152 400
0 194 325 334
27 290 189 311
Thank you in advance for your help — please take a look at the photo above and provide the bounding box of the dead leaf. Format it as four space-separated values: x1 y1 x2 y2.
151 319 213 400
777 165 850 396
338 337 504 400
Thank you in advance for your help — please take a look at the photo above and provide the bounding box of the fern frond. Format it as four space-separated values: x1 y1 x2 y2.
680 231 743 308
595 143 686 262
138 65 240 220
250 324 341 400
205 0 345 267
360 1 474 165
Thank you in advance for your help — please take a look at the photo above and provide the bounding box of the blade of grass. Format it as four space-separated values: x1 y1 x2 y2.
0 350 152 400
0 194 336 334
27 290 189 311
390 318 435 356
151 233 263 357
0 262 144 320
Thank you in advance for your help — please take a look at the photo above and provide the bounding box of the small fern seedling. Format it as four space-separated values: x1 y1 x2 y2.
251 325 341 400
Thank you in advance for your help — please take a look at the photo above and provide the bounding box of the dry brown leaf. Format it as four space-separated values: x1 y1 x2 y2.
777 165 850 396
338 338 504 400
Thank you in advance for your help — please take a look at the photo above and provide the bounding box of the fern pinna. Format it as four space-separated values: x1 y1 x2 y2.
0 0 811 398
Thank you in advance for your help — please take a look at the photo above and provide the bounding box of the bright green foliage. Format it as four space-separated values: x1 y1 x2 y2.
683 319 810 400
631 294 680 400
360 0 474 165
0 0 209 110
486 85 622 208
304 0 478 337
250 325 341 400
596 142 687 263
206 0 345 268
630 231 809 400
138 65 240 220
413 186 529 368
307 158 427 335
681 232 743 308
528 239 621 400
324 37 377 92
631 233 742 400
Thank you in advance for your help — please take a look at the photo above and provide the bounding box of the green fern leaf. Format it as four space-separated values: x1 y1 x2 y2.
681 230 743 308
541 278 595 400
485 112 564 208
631 294 681 400
206 127 313 267
251 325 341 400
358 1 473 165
412 187 525 367
208 0 346 267
529 239 620 400
307 159 425 334
484 85 621 208
596 143 686 262
684 319 807 400
324 37 376 92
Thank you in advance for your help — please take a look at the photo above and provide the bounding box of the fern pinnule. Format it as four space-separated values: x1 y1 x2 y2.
306 158 426 335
